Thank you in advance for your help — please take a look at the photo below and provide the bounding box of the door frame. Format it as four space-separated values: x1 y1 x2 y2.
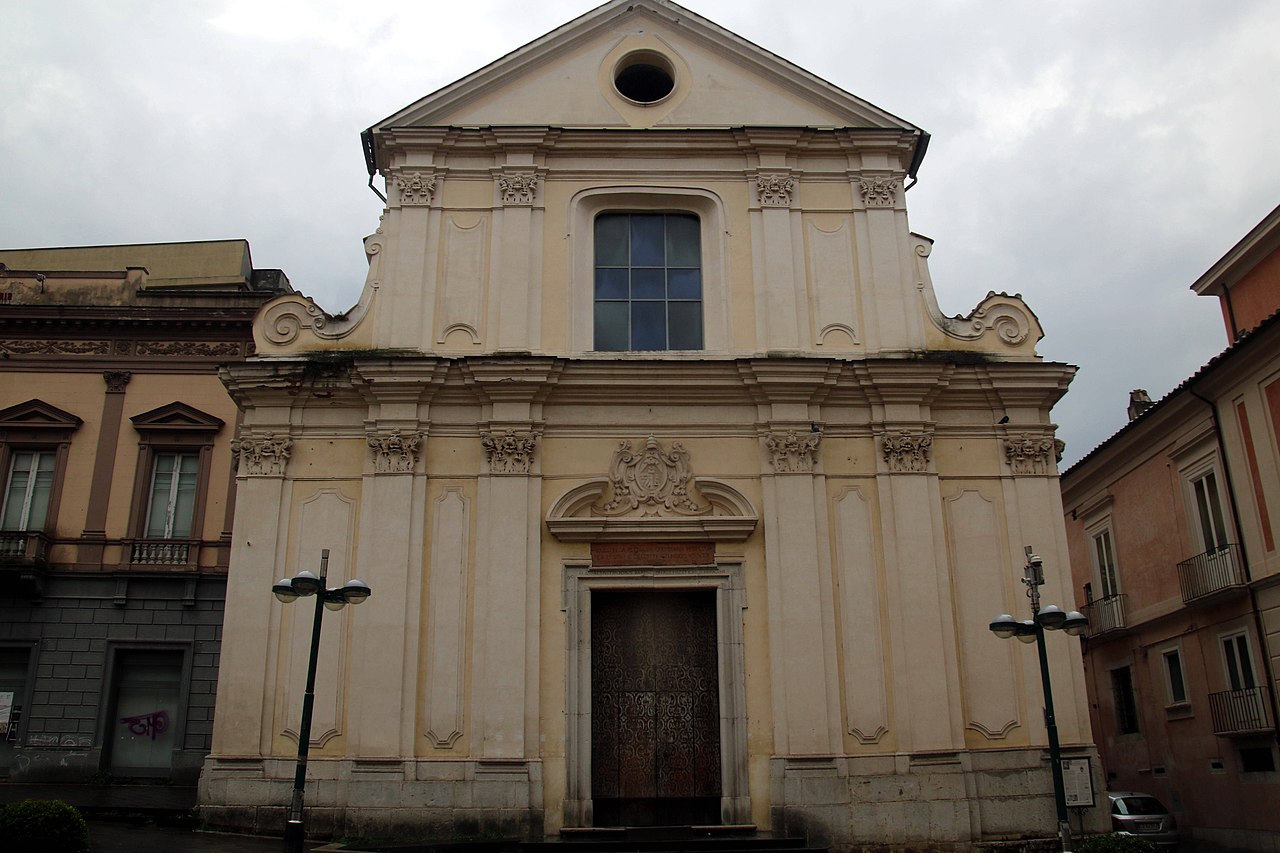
562 556 750 827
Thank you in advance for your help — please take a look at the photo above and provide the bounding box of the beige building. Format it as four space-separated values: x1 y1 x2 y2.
0 240 290 784
1061 205 1280 851
200 1 1104 847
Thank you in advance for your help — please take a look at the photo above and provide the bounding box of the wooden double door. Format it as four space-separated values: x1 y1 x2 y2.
591 589 721 826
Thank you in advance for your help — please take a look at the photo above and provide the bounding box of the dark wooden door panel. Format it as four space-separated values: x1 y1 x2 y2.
592 589 720 825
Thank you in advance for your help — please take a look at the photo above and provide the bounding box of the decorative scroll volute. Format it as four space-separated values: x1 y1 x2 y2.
881 430 933 473
481 430 540 474
766 430 821 473
368 431 422 474
231 434 292 476
597 435 709 516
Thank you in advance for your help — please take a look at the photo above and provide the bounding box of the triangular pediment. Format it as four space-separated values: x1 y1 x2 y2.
130 402 224 433
0 399 83 431
371 0 920 137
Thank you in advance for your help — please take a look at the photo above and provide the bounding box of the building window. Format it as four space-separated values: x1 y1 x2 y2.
1162 648 1188 705
1111 665 1140 734
1239 746 1276 774
144 452 199 539
593 212 702 351
1191 469 1230 552
2 451 56 532
1092 526 1121 598
1222 631 1257 691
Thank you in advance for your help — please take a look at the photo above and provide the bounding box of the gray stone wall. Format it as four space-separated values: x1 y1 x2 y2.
0 572 226 784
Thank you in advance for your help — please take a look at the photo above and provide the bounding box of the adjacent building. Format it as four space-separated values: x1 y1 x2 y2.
1061 204 1280 851
199 1 1104 847
0 241 291 784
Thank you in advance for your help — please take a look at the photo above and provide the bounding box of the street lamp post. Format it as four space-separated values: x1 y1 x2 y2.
989 547 1088 853
271 548 371 853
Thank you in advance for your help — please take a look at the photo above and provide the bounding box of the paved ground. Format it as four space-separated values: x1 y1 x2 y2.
89 818 318 852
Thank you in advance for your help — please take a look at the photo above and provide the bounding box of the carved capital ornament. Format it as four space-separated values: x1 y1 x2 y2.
1004 433 1058 475
481 430 540 474
393 171 437 206
368 431 422 473
498 173 539 205
881 430 933 472
756 174 796 207
859 177 900 208
231 434 292 476
766 430 821 473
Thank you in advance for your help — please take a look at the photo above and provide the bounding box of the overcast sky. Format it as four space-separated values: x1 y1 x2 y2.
4 0 1278 465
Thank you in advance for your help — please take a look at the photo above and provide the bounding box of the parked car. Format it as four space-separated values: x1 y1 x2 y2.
1107 791 1179 849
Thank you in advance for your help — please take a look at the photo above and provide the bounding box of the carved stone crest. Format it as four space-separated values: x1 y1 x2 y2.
756 174 796 207
481 430 539 474
231 434 292 476
859 177 900 208
393 171 437 206
1004 433 1058 475
766 430 821 473
598 435 708 516
881 430 932 472
498 173 539 205
368 431 422 474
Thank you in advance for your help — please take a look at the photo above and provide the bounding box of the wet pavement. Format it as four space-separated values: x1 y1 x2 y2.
89 818 314 851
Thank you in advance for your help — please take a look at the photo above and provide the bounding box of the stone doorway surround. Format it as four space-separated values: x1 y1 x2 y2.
546 442 757 829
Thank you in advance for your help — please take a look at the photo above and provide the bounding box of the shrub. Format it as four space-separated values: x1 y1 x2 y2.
0 799 91 853
1075 833 1160 853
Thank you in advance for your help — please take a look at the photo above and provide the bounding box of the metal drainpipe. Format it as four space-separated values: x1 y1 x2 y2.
1189 388 1280 740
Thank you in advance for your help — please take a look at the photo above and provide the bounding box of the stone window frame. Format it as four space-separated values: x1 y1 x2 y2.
1085 516 1122 601
0 400 82 539
1174 445 1234 556
1218 627 1259 693
1158 643 1192 715
570 187 728 355
125 404 223 568
560 556 750 829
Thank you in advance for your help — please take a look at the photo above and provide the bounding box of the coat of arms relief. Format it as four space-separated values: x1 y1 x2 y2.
596 435 710 516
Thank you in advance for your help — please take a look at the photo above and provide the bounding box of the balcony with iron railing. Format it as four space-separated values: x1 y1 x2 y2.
0 530 52 566
1209 686 1273 736
1083 593 1127 637
1177 543 1247 603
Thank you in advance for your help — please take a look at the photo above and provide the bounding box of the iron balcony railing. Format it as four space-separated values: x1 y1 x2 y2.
130 539 193 566
1177 543 1246 603
0 530 51 566
1083 593 1127 636
1209 686 1273 735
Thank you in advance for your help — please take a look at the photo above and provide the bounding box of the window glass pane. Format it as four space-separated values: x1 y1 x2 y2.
171 455 198 539
669 302 703 350
668 268 702 299
631 302 667 350
594 215 629 266
594 302 629 351
665 214 700 266
145 452 198 539
1164 651 1186 703
631 268 665 300
595 268 629 300
146 461 175 538
630 215 665 266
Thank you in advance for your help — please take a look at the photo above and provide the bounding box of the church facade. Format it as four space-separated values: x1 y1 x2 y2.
199 2 1104 847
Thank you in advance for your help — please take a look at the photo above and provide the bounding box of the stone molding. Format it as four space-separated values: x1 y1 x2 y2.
136 341 242 357
392 171 437 206
498 173 539 205
102 370 132 393
231 433 292 477
599 435 708 516
1003 433 1060 475
481 430 540 474
756 174 795 207
367 431 423 474
881 430 933 473
858 177 900 207
766 430 821 473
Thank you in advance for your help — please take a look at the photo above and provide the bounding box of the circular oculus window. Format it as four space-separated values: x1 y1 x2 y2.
613 51 676 104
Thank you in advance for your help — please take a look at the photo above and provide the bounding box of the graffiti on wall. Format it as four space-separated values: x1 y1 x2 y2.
119 709 170 740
